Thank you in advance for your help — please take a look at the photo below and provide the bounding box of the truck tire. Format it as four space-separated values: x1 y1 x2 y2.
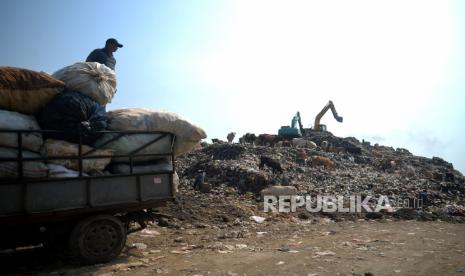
69 215 126 264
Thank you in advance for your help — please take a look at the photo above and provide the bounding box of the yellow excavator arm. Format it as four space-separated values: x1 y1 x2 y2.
313 100 343 131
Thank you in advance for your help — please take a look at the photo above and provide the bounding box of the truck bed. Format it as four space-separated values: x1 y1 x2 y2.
0 129 176 223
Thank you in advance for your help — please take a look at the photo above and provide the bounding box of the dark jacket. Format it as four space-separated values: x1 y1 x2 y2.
86 48 116 70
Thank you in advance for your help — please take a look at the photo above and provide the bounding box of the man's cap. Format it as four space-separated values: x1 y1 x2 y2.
106 38 123 48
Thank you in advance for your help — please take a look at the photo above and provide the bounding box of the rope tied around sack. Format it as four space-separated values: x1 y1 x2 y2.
77 63 113 83
81 69 110 83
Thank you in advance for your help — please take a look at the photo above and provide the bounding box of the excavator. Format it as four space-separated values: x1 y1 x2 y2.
278 111 305 139
313 100 343 131
278 101 343 138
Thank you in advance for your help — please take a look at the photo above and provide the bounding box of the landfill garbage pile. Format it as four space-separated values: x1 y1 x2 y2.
164 131 465 225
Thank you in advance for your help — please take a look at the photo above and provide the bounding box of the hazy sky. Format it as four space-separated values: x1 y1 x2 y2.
1 0 464 173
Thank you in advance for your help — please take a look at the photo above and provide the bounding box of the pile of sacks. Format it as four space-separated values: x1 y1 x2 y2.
0 63 206 178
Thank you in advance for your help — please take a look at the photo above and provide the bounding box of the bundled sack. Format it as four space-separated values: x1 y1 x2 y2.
52 62 116 105
0 110 43 152
42 139 113 172
47 164 88 178
95 108 206 161
0 147 48 178
110 158 173 174
0 67 64 114
38 90 107 145
95 133 171 163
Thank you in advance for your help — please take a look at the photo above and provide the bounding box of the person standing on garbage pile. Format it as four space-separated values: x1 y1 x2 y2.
193 171 206 190
86 38 123 71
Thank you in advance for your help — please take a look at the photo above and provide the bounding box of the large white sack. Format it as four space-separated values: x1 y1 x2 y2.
0 109 43 152
47 164 88 178
42 139 113 172
110 158 173 174
95 133 172 163
96 108 207 159
107 108 206 140
52 62 116 105
0 147 48 178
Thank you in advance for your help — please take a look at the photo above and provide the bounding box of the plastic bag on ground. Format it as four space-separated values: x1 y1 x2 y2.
38 90 107 145
42 139 113 172
95 108 206 159
52 62 116 105
0 147 48 178
0 109 43 152
0 67 64 114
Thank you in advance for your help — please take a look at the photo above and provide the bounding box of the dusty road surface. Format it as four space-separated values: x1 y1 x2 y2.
4 220 465 276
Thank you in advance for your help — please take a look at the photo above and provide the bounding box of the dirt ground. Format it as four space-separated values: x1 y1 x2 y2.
4 220 465 276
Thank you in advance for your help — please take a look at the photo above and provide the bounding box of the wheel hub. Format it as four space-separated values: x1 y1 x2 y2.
83 224 118 255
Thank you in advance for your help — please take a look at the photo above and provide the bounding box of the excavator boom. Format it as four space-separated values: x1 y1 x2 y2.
291 112 305 134
313 100 343 131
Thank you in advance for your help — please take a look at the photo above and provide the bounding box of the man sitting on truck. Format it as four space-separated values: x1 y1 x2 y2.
86 38 123 70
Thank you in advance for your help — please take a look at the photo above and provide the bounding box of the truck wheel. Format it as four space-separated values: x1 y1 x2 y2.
69 215 126 264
